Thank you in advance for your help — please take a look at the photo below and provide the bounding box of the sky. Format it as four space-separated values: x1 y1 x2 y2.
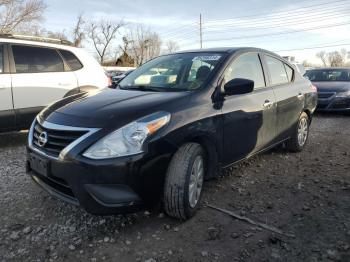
44 0 350 65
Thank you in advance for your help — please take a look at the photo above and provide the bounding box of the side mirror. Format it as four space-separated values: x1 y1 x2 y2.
224 78 254 96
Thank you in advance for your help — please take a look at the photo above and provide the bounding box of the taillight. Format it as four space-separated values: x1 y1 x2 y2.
311 84 317 92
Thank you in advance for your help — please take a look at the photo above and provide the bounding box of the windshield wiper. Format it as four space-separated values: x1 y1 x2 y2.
119 85 167 92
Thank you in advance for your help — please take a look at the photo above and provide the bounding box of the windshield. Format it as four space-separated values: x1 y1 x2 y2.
119 52 224 91
304 69 350 82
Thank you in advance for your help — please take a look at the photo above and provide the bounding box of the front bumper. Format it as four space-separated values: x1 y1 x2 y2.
316 96 350 112
26 146 171 215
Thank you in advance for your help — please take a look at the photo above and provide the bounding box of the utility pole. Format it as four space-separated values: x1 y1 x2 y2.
199 13 203 49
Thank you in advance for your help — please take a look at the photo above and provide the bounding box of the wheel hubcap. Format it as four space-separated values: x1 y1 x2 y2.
188 156 204 208
297 117 308 146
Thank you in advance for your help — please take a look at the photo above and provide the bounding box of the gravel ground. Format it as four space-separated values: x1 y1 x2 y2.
0 113 349 262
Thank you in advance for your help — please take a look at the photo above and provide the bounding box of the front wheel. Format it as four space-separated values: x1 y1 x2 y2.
163 143 205 220
285 112 310 152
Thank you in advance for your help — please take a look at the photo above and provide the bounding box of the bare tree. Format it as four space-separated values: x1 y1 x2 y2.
0 0 46 33
86 19 123 64
46 30 68 40
340 48 348 63
127 25 162 66
316 51 327 67
302 60 313 68
72 14 85 47
165 40 179 54
328 51 344 67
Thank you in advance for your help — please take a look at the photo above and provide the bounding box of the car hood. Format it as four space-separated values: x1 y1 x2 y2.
312 81 350 93
39 88 191 128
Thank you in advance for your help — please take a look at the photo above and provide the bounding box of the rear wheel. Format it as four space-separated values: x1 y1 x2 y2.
285 112 310 152
163 143 205 220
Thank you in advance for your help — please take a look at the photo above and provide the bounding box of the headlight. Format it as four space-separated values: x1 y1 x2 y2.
83 112 171 159
335 90 350 97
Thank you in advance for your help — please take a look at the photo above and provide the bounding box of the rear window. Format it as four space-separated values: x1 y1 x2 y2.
304 69 350 82
265 55 289 85
59 49 83 71
12 45 64 73
284 64 294 82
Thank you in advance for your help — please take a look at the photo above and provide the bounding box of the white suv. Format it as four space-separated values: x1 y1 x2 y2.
0 34 109 132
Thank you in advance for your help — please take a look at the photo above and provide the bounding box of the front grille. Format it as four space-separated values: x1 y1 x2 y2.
32 122 88 158
331 99 350 109
317 103 328 109
318 92 335 99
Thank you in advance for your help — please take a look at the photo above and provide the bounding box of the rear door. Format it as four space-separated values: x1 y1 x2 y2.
262 55 303 141
0 44 15 131
10 44 78 127
221 52 276 165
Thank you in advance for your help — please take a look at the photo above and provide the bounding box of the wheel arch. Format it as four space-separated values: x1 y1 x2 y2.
179 134 220 180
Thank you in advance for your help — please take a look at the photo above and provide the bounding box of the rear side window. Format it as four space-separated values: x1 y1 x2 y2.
225 53 266 89
284 64 294 82
59 49 83 71
265 55 289 85
12 45 64 73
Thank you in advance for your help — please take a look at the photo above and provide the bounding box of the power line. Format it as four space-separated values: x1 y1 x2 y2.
274 42 350 52
202 12 350 35
159 0 348 40
204 0 349 24
158 22 197 37
203 7 350 31
204 21 350 42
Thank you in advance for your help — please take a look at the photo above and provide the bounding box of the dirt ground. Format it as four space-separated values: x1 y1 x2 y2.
0 113 349 262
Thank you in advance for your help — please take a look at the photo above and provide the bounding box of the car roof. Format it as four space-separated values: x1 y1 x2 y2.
174 47 278 56
0 36 76 50
307 67 350 71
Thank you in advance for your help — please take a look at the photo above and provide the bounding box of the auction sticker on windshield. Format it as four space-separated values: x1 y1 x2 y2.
192 55 221 61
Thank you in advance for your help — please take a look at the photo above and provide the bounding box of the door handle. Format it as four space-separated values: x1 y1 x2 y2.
263 100 273 109
297 93 304 99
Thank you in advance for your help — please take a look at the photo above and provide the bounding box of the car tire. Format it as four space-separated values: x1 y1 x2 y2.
285 112 310 152
163 143 205 220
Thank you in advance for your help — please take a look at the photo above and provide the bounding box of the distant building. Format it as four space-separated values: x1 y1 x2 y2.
102 53 135 67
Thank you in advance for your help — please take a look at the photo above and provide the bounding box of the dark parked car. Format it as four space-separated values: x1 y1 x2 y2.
304 68 350 112
26 48 317 220
111 70 134 88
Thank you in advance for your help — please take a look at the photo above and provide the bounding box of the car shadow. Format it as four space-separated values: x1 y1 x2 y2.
0 131 28 148
314 111 349 117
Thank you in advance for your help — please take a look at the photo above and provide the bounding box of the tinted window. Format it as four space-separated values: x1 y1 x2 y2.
225 53 265 89
120 52 224 91
284 64 294 82
60 49 83 71
0 45 3 73
265 56 289 85
12 45 64 73
304 69 350 82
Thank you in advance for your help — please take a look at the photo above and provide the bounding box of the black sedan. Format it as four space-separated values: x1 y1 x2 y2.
305 68 350 112
26 48 317 220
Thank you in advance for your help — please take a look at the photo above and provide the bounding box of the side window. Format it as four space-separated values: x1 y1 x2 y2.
59 49 83 71
0 45 3 73
265 55 289 85
225 53 265 89
12 45 64 73
284 64 294 82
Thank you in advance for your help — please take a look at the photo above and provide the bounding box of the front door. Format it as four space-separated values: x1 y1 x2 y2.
221 52 276 165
